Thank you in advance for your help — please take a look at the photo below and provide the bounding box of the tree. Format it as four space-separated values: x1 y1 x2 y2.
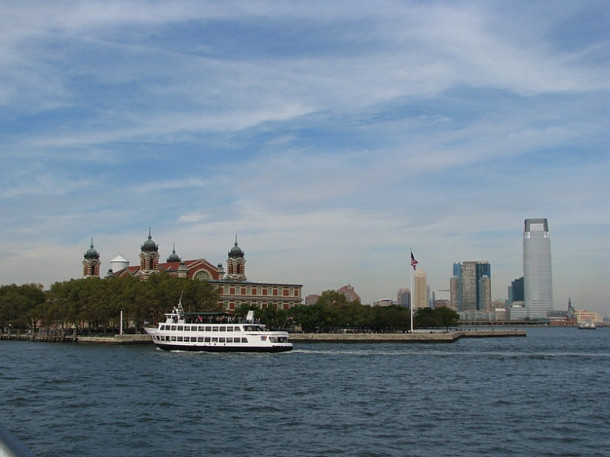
436 306 459 328
414 307 460 329
0 283 46 330
414 307 437 328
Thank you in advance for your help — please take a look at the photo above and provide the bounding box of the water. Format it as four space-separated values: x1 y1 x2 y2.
1 327 608 456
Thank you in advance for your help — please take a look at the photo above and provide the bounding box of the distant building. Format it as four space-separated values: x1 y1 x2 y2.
83 231 302 311
414 269 427 310
509 277 524 304
304 294 319 306
507 304 528 321
82 239 101 278
575 310 603 325
373 298 396 307
523 218 553 319
397 288 411 307
337 284 361 303
433 299 450 309
494 308 507 321
450 261 491 312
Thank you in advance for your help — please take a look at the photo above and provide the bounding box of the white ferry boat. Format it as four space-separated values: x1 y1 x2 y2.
144 300 292 352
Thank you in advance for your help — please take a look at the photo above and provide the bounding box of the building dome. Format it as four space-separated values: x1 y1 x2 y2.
141 228 158 253
110 254 129 272
228 237 244 258
167 243 181 262
84 239 99 260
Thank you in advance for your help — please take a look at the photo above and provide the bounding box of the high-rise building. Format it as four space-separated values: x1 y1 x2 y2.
523 218 553 319
397 288 411 307
450 262 462 310
508 277 524 304
414 268 427 309
450 261 491 312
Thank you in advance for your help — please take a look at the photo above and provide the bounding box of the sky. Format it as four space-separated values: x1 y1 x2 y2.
1 1 608 315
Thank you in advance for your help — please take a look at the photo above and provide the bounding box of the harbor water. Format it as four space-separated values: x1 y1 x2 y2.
1 327 608 456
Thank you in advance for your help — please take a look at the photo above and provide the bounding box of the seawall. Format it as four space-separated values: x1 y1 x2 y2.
290 329 525 343
1 329 526 345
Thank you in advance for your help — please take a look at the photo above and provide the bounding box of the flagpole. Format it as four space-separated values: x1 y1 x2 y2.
410 263 414 333
410 250 418 333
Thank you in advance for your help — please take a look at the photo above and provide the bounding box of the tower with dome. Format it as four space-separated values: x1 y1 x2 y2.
82 238 100 278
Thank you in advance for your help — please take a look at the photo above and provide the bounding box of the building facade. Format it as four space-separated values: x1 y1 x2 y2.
397 288 411 307
523 218 553 319
413 268 427 310
83 231 302 311
450 261 491 312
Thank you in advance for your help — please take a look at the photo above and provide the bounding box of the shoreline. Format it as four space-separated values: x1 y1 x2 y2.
1 329 526 344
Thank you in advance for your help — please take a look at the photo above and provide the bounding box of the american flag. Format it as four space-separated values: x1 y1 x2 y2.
411 251 418 270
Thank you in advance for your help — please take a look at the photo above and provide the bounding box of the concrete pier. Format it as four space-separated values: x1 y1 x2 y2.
1 329 525 345
290 329 526 343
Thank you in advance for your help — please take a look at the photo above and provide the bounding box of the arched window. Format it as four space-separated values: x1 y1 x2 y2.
194 271 210 281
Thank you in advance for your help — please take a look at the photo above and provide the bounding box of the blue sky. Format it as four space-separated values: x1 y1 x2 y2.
1 1 608 314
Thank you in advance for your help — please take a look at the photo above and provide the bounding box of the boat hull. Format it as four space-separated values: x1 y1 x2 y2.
153 343 292 352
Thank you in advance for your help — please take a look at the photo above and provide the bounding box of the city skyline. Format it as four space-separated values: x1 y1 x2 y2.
1 2 608 315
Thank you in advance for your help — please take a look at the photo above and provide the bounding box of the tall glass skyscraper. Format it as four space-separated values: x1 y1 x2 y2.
523 218 553 319
450 261 491 312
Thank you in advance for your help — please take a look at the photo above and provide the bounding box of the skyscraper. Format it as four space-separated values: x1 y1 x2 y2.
523 218 553 319
450 261 491 312
414 268 427 310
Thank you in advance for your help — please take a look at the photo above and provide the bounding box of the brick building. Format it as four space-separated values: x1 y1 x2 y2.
83 231 302 311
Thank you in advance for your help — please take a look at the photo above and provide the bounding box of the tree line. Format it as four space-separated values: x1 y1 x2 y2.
0 277 458 334
252 290 459 332
0 275 219 334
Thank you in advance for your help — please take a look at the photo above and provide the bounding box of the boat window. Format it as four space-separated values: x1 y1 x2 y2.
270 337 278 343
233 326 241 332
212 337 218 342
243 325 265 331
184 326 190 331
226 337 233 343
197 337 204 342
204 337 211 342
205 326 211 332
170 336 176 341
171 326 176 331
219 327 226 332
198 326 205 332
241 337 248 343
190 337 197 342
177 326 183 331
212 326 219 331
219 337 225 343
226 326 233 332
177 336 183 342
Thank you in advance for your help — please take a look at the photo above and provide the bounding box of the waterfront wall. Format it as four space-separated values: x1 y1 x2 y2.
1 329 526 344
290 329 526 343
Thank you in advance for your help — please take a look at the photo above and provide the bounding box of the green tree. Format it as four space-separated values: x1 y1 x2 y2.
414 307 437 328
0 283 46 329
436 306 459 328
